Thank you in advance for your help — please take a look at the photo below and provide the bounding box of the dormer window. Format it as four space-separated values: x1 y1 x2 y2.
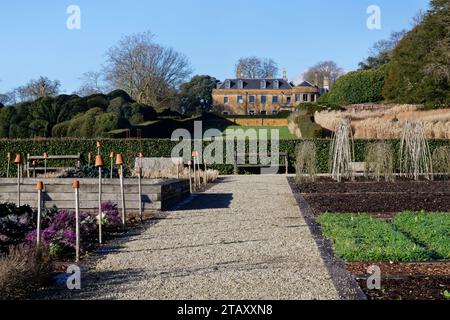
273 80 279 89
237 80 244 89
260 80 266 89
225 80 231 89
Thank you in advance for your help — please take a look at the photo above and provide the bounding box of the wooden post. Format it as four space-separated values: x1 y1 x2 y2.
137 167 143 222
7 152 11 178
109 152 114 179
96 141 101 155
88 152 92 167
116 154 126 226
192 155 197 190
72 181 80 262
188 161 193 193
35 181 44 246
43 152 48 178
204 160 208 186
95 155 104 244
15 155 22 206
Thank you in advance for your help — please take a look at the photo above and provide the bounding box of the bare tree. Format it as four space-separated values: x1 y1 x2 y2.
235 57 279 78
76 71 105 96
15 76 61 102
104 31 192 109
302 61 344 88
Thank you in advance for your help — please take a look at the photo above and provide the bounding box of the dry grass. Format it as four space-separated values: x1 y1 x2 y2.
0 244 52 300
315 104 450 139
295 141 317 182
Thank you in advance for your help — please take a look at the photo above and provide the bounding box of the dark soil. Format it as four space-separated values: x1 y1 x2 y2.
294 180 450 215
348 262 450 300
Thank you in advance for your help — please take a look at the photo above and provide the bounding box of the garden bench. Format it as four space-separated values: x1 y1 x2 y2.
350 162 368 174
234 152 289 175
26 153 81 177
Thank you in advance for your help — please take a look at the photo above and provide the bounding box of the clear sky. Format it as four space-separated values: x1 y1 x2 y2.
0 0 430 94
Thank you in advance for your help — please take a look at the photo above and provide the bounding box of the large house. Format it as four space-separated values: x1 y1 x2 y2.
212 73 329 115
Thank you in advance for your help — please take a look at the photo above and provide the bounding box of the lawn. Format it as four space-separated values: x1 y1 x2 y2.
317 212 450 262
220 125 296 140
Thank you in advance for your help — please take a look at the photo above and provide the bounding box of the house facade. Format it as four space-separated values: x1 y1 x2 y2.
212 77 328 115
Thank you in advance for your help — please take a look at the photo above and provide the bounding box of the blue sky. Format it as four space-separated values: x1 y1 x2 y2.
0 0 430 94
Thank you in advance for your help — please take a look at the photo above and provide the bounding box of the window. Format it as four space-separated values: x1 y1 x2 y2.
222 111 229 116
261 95 267 104
286 97 292 104
260 80 266 89
238 80 244 89
295 94 301 102
237 96 243 104
272 95 278 103
272 110 278 115
273 80 279 89
224 96 229 104
225 80 231 89
311 94 316 102
249 110 256 116
303 94 309 102
249 96 256 104
261 110 267 115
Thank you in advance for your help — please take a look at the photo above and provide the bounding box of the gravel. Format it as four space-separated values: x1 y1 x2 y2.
37 175 339 300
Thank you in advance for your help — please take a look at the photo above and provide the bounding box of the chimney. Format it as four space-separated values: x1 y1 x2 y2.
283 67 287 81
323 77 330 91
314 73 319 86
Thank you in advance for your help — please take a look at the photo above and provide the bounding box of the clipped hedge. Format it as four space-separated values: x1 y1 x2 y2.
0 138 449 176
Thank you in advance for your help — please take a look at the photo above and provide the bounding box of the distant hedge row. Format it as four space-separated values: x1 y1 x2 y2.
0 138 449 176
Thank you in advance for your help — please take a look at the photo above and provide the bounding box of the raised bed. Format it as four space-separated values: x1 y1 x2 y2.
293 180 450 216
0 178 190 212
289 177 450 300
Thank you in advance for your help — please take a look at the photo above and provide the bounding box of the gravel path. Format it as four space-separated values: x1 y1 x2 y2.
40 175 339 300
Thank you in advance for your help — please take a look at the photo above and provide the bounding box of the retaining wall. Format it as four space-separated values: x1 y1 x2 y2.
0 178 190 212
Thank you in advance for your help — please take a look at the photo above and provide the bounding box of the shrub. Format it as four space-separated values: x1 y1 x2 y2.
0 244 52 300
364 142 395 181
0 204 35 252
295 141 317 182
326 66 388 105
432 146 450 178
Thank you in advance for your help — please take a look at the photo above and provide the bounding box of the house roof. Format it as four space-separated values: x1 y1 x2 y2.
217 79 293 90
297 81 316 87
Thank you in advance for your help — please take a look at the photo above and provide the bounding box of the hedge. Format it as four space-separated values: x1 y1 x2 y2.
0 138 449 176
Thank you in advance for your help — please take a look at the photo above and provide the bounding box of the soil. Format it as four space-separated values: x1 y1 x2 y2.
293 180 450 215
347 256 450 301
290 178 450 300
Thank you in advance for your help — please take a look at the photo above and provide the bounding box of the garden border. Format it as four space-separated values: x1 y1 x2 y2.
287 177 367 300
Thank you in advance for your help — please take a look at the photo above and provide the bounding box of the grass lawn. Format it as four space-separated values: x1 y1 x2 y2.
219 125 296 140
317 212 450 262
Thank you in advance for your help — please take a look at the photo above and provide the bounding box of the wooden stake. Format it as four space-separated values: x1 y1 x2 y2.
137 167 143 222
35 181 44 246
72 181 80 262
192 156 197 190
119 165 126 226
188 161 193 193
17 164 21 206
204 160 208 186
98 166 103 244
7 153 10 178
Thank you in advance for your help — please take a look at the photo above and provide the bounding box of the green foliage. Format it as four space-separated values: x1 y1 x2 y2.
318 213 430 262
382 4 450 106
393 212 450 259
179 75 217 113
296 115 323 138
0 138 448 176
325 66 388 105
432 146 450 178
